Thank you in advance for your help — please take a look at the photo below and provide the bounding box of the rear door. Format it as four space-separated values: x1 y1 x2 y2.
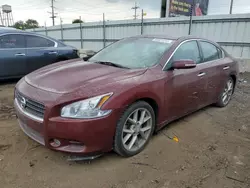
163 40 207 120
25 35 58 73
198 40 229 104
0 34 26 78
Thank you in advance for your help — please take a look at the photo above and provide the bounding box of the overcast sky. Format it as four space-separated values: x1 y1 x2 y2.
3 0 250 26
5 0 161 26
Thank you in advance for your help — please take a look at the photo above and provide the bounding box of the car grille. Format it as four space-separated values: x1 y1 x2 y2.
15 91 45 119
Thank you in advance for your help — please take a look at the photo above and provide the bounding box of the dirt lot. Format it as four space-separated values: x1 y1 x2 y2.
0 74 250 188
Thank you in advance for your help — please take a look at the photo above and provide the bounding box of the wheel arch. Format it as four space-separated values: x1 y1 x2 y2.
134 98 159 124
229 73 237 93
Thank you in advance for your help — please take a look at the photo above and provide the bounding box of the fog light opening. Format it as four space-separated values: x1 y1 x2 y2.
69 140 82 145
50 139 61 147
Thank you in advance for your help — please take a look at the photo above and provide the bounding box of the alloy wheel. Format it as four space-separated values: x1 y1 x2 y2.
122 108 153 152
222 79 234 105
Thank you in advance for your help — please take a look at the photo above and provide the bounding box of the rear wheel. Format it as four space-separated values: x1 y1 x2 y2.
114 101 155 157
216 77 234 107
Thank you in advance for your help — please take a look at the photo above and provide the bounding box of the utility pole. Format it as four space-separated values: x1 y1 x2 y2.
50 0 56 26
131 2 139 20
229 0 234 14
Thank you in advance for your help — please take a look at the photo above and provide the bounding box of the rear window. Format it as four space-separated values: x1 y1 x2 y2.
26 35 55 48
200 41 220 62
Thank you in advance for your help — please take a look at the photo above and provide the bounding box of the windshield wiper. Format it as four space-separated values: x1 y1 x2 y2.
94 61 129 69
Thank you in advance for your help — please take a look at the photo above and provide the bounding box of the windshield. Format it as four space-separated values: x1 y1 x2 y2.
89 37 174 69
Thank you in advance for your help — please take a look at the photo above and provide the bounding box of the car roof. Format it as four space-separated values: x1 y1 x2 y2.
131 34 213 42
0 27 64 44
0 27 25 34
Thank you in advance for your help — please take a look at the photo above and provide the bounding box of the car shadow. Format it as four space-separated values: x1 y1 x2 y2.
66 106 218 164
67 151 121 165
0 78 20 86
156 105 217 133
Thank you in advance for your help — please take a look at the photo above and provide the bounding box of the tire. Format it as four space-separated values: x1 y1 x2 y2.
114 101 155 157
216 77 234 107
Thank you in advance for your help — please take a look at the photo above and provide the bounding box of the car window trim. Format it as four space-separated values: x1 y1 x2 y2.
216 46 223 59
0 33 58 49
162 39 225 70
196 40 204 64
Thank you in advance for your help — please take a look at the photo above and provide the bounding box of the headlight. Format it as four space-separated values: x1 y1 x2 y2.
61 93 113 119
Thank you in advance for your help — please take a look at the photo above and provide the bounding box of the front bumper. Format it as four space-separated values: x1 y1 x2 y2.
14 90 121 155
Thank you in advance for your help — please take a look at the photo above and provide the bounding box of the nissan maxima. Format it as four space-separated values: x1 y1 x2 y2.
14 35 239 157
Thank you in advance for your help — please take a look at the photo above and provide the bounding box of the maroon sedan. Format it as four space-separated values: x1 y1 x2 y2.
14 35 239 157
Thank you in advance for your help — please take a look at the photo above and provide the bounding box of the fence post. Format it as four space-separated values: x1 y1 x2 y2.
44 22 48 36
141 9 144 35
60 18 64 41
79 17 83 49
230 0 234 14
103 13 106 48
188 0 194 35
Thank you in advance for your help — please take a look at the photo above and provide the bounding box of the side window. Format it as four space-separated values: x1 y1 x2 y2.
26 35 55 48
171 41 201 64
0 34 25 48
200 41 220 62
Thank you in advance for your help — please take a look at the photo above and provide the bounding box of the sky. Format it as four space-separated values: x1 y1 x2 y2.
2 0 250 27
4 0 162 26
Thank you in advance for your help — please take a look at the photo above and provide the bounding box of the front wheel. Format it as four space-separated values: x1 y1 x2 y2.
216 77 234 107
114 101 155 157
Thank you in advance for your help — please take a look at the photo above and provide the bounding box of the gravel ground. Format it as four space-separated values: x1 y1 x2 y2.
0 73 250 188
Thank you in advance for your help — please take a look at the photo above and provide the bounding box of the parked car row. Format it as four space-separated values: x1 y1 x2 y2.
9 28 239 158
0 27 79 80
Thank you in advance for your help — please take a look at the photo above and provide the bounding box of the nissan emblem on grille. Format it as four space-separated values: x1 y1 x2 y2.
20 97 26 109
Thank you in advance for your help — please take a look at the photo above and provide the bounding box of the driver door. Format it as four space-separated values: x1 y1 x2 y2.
163 40 208 121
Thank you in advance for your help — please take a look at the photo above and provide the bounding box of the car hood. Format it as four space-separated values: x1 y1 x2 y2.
25 60 146 94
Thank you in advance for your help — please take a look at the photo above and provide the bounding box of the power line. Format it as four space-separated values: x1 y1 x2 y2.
131 2 139 20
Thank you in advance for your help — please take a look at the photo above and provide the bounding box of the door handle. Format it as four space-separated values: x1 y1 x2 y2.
197 72 206 77
48 51 58 55
15 53 26 56
223 66 230 70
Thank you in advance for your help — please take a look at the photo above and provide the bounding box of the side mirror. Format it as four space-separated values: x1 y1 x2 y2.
172 60 196 69
83 54 94 61
81 50 96 61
